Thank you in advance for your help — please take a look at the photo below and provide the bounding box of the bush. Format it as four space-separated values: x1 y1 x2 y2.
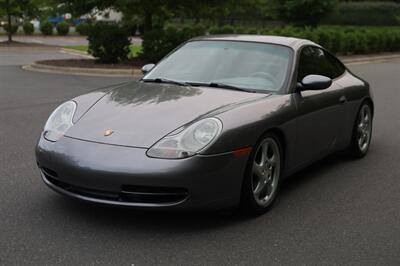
143 25 400 61
40 21 53 35
220 25 235 34
246 27 259 34
23 22 34 35
235 26 259 34
141 26 186 62
208 25 235 34
76 22 90 36
208 26 220 34
270 0 338 27
235 26 246 34
141 25 206 62
87 23 131 63
190 24 207 36
273 26 400 55
56 22 69 36
181 24 206 38
323 2 400 26
3 24 18 34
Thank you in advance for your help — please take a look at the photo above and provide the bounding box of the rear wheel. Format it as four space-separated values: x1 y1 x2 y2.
349 102 373 158
241 133 283 215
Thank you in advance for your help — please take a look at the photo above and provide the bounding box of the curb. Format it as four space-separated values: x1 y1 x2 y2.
22 53 400 78
339 53 400 65
59 48 94 59
23 63 142 78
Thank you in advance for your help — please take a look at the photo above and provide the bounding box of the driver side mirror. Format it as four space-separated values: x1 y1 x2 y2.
297 74 332 91
141 64 155 75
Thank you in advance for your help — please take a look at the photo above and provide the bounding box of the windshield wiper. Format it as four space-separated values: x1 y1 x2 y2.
142 77 190 87
142 78 257 92
207 82 257 93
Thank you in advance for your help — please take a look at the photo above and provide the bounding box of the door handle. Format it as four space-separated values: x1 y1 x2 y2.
339 96 347 104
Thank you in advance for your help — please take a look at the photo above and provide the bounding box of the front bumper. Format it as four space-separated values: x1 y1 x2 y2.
35 135 250 210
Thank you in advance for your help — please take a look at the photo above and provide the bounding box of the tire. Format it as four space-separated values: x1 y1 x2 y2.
240 133 283 215
349 102 373 159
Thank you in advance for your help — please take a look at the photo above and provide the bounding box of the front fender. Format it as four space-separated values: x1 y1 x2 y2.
204 95 298 166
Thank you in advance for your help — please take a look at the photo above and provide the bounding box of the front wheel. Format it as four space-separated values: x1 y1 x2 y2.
241 133 283 215
349 102 373 158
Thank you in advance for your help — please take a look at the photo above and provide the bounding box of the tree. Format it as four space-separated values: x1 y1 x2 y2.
53 0 232 33
0 0 39 42
176 0 268 27
54 0 172 32
270 0 338 27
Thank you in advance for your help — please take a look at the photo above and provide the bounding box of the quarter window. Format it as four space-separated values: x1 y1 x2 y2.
297 46 345 82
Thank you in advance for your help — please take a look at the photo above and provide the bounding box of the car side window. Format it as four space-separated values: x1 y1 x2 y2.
297 46 345 82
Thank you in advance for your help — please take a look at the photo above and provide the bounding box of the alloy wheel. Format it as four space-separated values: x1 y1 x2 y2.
251 138 281 207
357 104 372 153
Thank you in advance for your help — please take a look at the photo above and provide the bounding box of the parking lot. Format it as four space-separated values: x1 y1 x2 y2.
1 47 400 265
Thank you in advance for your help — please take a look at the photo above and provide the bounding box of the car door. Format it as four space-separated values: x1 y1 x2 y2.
293 46 347 167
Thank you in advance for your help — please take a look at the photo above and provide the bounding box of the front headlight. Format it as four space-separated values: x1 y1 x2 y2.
147 118 223 159
43 101 76 142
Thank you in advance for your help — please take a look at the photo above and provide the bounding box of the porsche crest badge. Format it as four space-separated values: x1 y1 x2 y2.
104 129 114 137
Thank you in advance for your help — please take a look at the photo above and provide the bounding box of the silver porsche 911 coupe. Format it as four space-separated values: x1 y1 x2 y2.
36 35 373 215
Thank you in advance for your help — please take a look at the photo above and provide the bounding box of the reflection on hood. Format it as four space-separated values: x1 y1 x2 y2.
107 81 203 106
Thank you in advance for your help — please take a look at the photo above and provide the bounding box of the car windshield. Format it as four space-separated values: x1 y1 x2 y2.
144 40 293 92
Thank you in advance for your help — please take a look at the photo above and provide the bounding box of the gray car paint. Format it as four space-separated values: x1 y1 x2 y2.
66 81 268 148
35 35 373 210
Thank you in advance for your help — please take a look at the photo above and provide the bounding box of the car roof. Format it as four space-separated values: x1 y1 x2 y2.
190 35 319 50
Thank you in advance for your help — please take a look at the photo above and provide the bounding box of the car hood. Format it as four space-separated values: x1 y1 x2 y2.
65 81 268 148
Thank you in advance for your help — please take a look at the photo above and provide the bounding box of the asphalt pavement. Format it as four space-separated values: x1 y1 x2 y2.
0 46 83 66
1 48 400 266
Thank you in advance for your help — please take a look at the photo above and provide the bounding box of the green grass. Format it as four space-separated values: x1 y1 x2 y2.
128 45 142 58
64 45 143 59
65 45 88 52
